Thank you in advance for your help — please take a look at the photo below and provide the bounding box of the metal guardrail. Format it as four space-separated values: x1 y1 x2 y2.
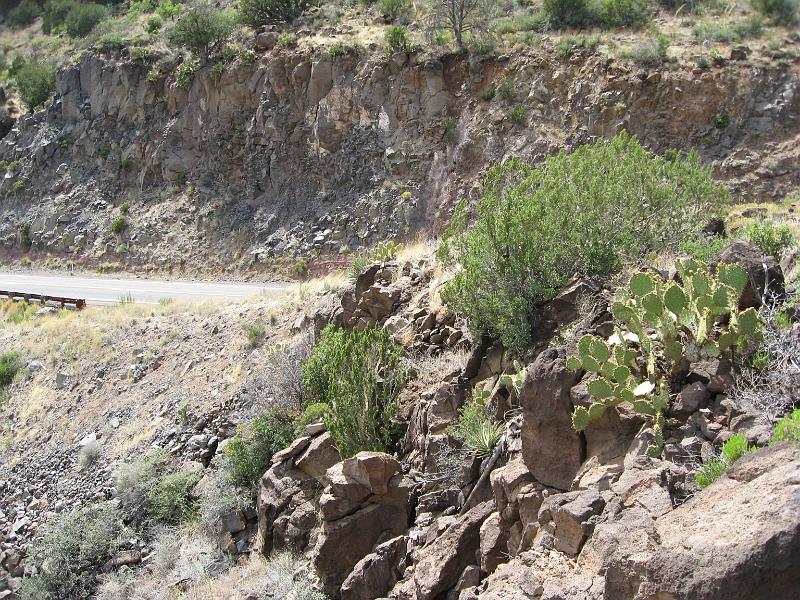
0 290 86 310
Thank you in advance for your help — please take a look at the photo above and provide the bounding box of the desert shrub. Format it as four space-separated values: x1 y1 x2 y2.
147 471 200 525
442 116 456 144
169 5 234 64
439 131 726 351
224 407 297 489
497 78 515 101
692 17 763 43
129 0 158 14
298 402 330 428
111 215 128 234
752 0 798 24
303 325 407 458
42 0 78 34
258 334 314 411
378 0 411 21
115 451 171 525
696 433 754 489
349 256 371 282
385 24 412 53
65 3 108 37
78 441 101 469
543 0 590 28
15 59 56 110
175 60 195 88
145 15 163 32
508 103 527 125
770 408 800 444
238 0 316 27
448 392 503 457
740 220 795 259
556 33 599 57
242 319 267 348
480 83 496 101
157 0 182 20
679 234 729 262
18 503 129 600
8 0 41 29
594 0 651 28
277 32 297 48
0 352 20 388
621 33 670 66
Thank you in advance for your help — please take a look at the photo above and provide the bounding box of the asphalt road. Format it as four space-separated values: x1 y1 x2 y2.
0 272 288 306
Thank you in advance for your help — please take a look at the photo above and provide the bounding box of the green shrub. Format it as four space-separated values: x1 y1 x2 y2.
741 220 795 259
8 0 42 29
18 503 129 600
242 319 266 348
298 402 330 428
770 408 800 444
712 112 730 130
695 458 726 489
111 215 128 234
168 5 234 64
145 15 163 33
225 407 297 488
15 59 56 110
0 352 20 388
448 393 503 458
508 103 527 125
385 24 412 53
238 0 316 27
557 34 600 58
349 256 370 282
442 116 456 145
595 0 651 28
42 0 78 34
621 33 670 66
277 32 297 48
438 131 728 351
480 83 496 101
129 0 158 15
497 78 515 101
543 0 590 28
696 433 754 489
115 451 170 524
303 325 407 458
692 17 763 43
679 234 729 262
65 3 108 37
175 60 195 88
752 0 798 24
147 471 200 525
377 0 411 21
157 0 182 20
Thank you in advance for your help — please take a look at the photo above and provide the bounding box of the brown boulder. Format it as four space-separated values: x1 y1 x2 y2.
520 349 584 490
413 500 495 600
715 241 785 308
340 535 410 600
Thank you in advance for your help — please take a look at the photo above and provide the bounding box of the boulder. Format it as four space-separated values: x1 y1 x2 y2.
538 490 605 556
294 432 341 480
340 535 409 600
715 241 784 308
520 349 584 490
413 500 495 600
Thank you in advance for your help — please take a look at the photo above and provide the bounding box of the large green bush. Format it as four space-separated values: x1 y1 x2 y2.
147 471 200 525
543 0 590 28
65 2 108 37
168 5 234 64
224 407 296 488
741 220 795 259
752 0 798 24
303 325 407 458
15 59 56 110
595 0 651 28
237 0 316 27
0 351 20 388
439 131 728 351
8 0 41 29
42 0 78 34
18 503 129 600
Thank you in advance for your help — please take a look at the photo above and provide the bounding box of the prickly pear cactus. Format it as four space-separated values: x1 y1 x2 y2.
567 259 761 457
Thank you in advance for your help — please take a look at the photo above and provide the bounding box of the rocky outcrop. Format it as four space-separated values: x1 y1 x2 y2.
313 452 412 596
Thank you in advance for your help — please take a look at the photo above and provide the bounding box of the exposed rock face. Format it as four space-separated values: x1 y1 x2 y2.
313 452 411 596
520 348 584 490
340 535 410 600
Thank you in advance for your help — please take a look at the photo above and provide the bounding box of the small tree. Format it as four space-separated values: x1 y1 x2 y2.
543 0 590 28
237 0 316 27
15 59 56 110
428 0 492 48
168 5 234 64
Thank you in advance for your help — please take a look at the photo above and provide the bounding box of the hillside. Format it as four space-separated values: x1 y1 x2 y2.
1 0 800 599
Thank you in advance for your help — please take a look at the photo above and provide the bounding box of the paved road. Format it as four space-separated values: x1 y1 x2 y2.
0 272 288 306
